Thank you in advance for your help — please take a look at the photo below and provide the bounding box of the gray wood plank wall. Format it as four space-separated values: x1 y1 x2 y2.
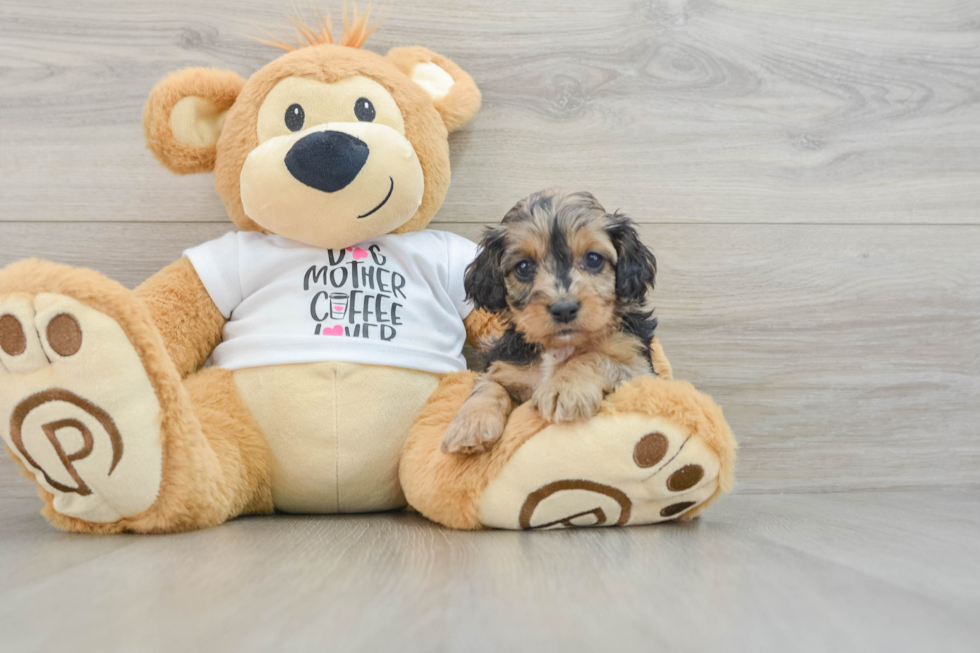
1 0 978 494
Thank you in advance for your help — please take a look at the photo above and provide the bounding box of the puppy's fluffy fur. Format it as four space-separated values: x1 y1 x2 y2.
442 188 659 455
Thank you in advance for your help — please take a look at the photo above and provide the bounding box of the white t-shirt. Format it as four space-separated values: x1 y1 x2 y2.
184 230 478 374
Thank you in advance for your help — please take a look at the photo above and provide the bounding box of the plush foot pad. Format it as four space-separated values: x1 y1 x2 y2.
0 293 163 523
478 412 720 529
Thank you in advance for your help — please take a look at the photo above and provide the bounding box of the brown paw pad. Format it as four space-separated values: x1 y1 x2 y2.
660 501 697 518
46 313 82 357
0 314 27 356
633 431 669 468
666 464 704 492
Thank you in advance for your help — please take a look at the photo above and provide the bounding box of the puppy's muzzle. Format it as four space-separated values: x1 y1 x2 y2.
285 130 369 193
549 301 581 324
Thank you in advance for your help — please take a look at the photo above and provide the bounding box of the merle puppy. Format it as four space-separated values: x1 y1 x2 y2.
441 188 659 455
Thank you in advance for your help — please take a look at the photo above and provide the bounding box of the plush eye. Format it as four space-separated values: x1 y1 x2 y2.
514 259 537 281
285 103 305 132
354 97 376 122
584 251 605 271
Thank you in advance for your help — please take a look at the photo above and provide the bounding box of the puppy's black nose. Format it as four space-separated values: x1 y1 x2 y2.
549 301 580 324
284 130 369 193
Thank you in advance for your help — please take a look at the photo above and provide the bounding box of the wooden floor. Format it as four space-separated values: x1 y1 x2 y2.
0 490 978 652
1 0 979 650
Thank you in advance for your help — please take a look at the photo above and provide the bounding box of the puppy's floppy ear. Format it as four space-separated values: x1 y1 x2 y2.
386 46 481 132
465 226 509 312
607 213 657 303
144 68 245 175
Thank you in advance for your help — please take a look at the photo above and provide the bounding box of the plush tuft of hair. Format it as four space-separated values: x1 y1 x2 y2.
253 2 381 52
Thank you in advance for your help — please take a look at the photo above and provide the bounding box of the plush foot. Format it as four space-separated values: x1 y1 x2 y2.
477 378 735 529
0 292 164 523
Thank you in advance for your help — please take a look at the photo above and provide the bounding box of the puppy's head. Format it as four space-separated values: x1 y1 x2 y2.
466 188 656 349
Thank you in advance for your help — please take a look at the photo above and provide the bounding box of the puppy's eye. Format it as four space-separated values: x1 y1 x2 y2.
354 97 376 122
514 260 536 281
584 252 605 271
285 103 305 132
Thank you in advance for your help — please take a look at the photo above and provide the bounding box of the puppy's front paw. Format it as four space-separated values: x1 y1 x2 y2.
531 378 603 423
441 406 507 456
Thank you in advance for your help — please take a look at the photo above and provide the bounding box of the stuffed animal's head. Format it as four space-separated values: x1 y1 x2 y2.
144 8 480 249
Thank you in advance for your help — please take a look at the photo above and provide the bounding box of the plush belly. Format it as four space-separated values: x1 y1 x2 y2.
233 362 440 513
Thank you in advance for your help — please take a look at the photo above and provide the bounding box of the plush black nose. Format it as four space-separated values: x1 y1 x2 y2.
549 301 581 324
284 130 369 193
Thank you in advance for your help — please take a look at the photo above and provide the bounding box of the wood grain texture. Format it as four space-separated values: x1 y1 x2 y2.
0 0 979 223
0 490 978 652
2 221 979 493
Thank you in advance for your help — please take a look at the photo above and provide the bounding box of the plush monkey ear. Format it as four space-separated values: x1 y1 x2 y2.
143 68 245 175
386 47 481 132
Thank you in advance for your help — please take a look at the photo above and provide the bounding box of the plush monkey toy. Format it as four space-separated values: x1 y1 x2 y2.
0 9 735 532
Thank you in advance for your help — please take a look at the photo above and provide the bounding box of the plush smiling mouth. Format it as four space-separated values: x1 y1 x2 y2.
357 177 395 219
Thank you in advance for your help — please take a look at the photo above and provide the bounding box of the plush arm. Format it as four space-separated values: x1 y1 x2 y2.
649 337 673 380
463 309 505 349
134 257 226 378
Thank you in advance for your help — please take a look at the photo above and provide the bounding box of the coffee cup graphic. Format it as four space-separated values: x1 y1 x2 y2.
330 293 349 320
